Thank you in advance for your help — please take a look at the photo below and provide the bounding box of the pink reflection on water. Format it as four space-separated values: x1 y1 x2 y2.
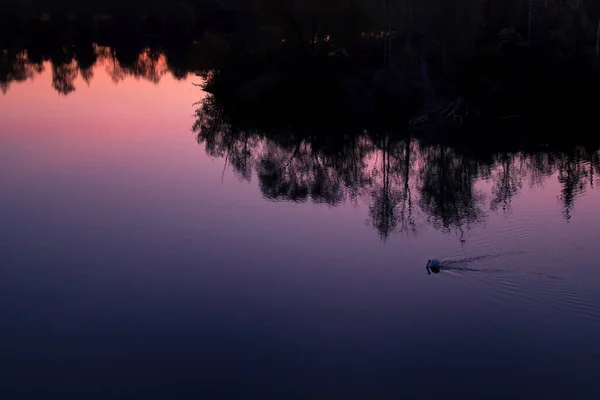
2 51 600 280
1 58 202 133
0 55 207 175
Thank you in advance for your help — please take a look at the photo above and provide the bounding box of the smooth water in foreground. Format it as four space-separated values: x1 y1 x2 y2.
2 53 600 399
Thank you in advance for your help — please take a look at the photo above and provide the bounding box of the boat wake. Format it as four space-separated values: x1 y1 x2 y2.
431 252 563 280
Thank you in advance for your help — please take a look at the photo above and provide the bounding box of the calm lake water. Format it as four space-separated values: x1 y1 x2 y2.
2 49 600 399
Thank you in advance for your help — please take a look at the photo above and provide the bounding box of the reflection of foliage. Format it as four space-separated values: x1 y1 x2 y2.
52 60 79 95
369 145 401 239
524 150 557 189
418 145 486 239
489 153 524 215
101 46 169 85
556 147 591 221
1 44 196 95
368 137 417 240
194 94 375 205
0 50 44 94
193 94 600 241
257 143 311 202
193 95 261 182
395 140 418 235
75 44 98 86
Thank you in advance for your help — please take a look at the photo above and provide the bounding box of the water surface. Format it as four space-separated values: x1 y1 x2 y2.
2 50 600 399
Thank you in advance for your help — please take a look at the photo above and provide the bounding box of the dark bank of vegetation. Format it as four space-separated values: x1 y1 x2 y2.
0 0 254 41
3 0 600 135
0 41 208 94
195 0 600 136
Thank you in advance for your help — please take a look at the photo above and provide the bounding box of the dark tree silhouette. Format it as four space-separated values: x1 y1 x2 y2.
490 153 524 215
417 144 487 240
1 50 44 94
557 147 591 221
52 60 78 95
1 43 196 95
193 91 600 241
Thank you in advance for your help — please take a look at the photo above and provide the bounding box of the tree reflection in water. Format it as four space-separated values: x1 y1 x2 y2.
417 144 486 240
194 94 600 242
1 43 196 95
489 153 524 215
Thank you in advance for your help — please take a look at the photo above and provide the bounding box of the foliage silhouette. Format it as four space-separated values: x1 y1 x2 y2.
0 42 201 95
194 93 600 241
